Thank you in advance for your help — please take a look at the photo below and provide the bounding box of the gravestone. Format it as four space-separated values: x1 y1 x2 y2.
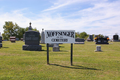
95 38 109 44
40 28 45 44
95 45 102 52
22 22 42 51
23 34 25 42
87 35 93 41
113 34 120 42
75 38 85 44
0 36 2 43
10 36 16 42
0 32 2 47
53 43 60 51
16 38 19 41
105 36 109 38
21 38 23 41
94 35 99 42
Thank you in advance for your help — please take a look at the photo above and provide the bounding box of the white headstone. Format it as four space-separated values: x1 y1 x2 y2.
0 32 1 36
53 43 59 51
41 29 45 44
95 45 102 52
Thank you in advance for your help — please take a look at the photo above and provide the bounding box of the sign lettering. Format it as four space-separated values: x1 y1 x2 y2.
45 30 75 43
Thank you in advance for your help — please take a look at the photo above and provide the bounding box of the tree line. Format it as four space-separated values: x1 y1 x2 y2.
2 21 39 40
2 21 104 40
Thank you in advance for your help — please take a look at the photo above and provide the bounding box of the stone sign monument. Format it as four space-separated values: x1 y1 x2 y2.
0 32 2 47
45 30 75 65
45 30 75 43
22 22 42 51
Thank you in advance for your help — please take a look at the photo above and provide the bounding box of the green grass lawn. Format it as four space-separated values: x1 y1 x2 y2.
0 41 120 80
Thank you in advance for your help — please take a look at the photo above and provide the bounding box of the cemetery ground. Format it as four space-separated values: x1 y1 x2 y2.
0 41 120 80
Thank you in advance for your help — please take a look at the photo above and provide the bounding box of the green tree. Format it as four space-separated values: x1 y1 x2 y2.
98 34 104 38
75 32 80 38
2 21 20 40
79 32 88 39
2 21 40 40
24 27 39 32
17 28 26 39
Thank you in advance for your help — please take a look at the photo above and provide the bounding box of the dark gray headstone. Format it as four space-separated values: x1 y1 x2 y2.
87 35 93 41
0 43 2 47
28 22 32 30
95 38 109 44
113 35 118 40
105 36 109 38
16 38 19 41
113 34 120 42
0 36 2 43
75 38 85 44
25 31 40 45
0 35 2 47
94 35 99 42
23 45 41 51
3 39 7 41
22 23 42 51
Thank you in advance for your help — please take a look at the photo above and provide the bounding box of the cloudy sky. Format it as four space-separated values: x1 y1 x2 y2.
0 0 120 38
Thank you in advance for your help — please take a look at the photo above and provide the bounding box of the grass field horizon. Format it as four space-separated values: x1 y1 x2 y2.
0 41 120 80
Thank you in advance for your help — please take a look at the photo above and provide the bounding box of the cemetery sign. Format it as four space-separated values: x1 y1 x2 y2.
45 30 75 43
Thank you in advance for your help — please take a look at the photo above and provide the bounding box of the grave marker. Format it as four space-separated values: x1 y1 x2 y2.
113 34 120 42
21 38 23 41
22 22 42 51
75 38 85 44
95 45 102 52
16 38 19 41
95 37 109 44
10 36 16 42
0 32 2 47
40 29 45 44
87 35 93 41
53 43 59 51
23 34 25 42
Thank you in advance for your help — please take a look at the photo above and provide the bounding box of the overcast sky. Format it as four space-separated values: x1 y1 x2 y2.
0 0 120 38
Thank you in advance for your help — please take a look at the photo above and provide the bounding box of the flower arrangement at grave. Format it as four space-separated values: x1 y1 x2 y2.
94 37 97 40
